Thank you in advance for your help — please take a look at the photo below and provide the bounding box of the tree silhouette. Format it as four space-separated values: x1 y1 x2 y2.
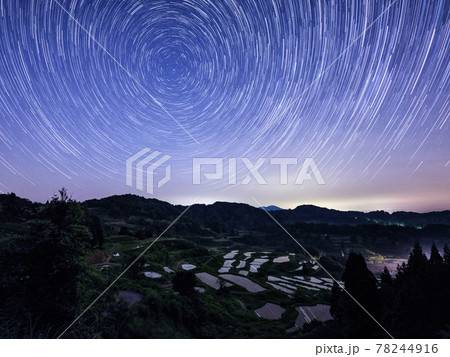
406 241 428 273
340 252 381 337
429 242 443 265
330 280 342 320
443 244 450 265
173 271 196 296
0 189 93 337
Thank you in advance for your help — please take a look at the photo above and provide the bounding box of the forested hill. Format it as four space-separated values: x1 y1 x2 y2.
2 193 450 228
82 194 450 227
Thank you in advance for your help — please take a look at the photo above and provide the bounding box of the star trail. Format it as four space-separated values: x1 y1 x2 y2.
0 0 449 212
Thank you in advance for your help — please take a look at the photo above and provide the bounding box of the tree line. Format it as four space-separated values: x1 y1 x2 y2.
0 189 105 337
331 242 450 338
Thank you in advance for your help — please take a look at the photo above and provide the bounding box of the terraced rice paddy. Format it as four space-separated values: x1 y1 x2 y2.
195 272 221 290
255 303 286 320
249 258 269 273
278 282 297 290
287 304 332 332
218 259 235 273
266 274 339 292
208 251 337 296
118 290 143 307
280 276 332 291
273 256 290 263
223 260 235 267
196 272 233 290
219 274 265 293
267 282 295 294
309 277 322 283
236 260 246 269
243 252 254 260
164 267 174 273
143 272 161 279
107 245 338 335
223 250 239 259
181 264 196 271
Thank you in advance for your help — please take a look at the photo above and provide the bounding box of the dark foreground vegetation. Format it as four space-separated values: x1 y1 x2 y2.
330 245 450 338
0 191 449 338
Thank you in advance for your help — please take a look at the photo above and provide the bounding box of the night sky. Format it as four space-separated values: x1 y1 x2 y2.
0 0 449 212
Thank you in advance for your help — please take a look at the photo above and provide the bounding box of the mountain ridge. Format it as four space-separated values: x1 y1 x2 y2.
2 193 449 228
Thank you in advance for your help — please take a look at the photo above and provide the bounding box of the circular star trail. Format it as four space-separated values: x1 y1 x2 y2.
0 0 449 210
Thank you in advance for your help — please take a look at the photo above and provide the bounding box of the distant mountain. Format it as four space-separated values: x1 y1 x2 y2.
80 194 450 229
259 205 283 211
274 205 450 226
2 193 450 230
